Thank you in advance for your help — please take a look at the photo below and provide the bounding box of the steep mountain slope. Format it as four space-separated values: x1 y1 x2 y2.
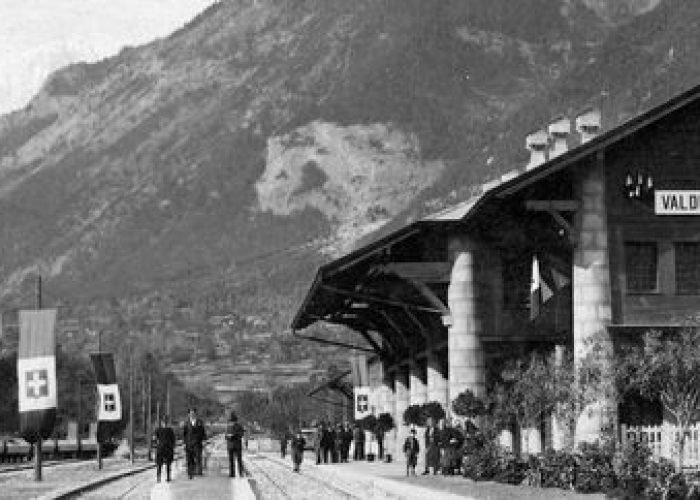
0 0 699 384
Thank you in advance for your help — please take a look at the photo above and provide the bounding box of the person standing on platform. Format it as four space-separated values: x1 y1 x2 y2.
352 425 362 461
341 423 352 462
323 421 334 463
291 429 306 473
357 424 366 460
155 415 175 483
333 423 342 463
280 429 289 459
403 428 420 476
225 411 245 478
423 418 440 475
315 421 324 464
183 407 206 479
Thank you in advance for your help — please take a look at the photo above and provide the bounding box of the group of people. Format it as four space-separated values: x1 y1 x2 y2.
151 407 246 483
279 421 366 474
314 421 354 464
403 418 466 477
152 407 208 482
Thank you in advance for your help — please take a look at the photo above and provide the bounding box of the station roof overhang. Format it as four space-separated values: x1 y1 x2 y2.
292 83 700 356
307 369 353 406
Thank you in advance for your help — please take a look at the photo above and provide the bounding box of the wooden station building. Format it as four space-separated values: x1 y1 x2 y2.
291 84 700 457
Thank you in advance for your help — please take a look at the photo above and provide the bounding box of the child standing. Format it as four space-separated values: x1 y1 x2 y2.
291 430 306 473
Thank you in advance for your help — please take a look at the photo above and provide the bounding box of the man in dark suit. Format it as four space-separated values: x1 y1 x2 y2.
225 411 245 478
183 407 206 479
154 415 175 483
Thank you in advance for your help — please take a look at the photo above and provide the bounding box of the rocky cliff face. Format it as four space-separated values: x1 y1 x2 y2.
0 0 698 358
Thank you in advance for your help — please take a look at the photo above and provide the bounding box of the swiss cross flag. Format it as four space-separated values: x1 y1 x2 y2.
354 386 371 420
97 384 122 421
18 357 57 412
17 309 58 441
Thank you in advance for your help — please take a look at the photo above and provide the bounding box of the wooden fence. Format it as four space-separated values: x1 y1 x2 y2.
621 423 700 468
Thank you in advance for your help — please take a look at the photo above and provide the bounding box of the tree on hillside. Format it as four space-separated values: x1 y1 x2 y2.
617 328 700 471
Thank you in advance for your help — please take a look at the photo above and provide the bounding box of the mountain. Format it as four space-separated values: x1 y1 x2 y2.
1 0 700 394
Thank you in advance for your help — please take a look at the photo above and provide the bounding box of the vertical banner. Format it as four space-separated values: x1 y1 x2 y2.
354 386 371 420
17 309 57 442
350 354 369 387
90 353 122 422
530 254 541 321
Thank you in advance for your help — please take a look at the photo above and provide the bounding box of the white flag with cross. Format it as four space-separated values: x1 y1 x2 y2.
97 384 122 421
18 355 57 412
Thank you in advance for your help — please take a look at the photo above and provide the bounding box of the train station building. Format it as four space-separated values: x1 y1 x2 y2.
291 84 700 458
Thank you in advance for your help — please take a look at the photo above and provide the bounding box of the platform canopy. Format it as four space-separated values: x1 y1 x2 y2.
292 83 700 362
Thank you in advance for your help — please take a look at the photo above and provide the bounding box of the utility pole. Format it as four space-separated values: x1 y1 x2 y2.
34 275 43 482
129 341 134 464
141 371 146 434
77 379 82 455
146 373 152 461
166 378 171 422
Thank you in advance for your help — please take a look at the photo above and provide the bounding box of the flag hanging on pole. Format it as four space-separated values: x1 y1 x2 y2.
17 309 57 442
530 254 541 320
349 354 368 387
354 386 371 420
90 353 122 422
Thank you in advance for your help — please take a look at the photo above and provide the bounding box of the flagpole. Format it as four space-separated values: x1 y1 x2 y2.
147 373 152 461
34 275 42 482
129 340 134 465
77 379 82 456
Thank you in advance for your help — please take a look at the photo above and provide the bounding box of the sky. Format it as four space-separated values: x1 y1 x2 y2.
0 0 217 114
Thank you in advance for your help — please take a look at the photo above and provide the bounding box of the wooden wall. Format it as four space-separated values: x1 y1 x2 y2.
605 99 700 326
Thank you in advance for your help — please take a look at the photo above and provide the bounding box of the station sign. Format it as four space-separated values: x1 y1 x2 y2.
655 190 700 215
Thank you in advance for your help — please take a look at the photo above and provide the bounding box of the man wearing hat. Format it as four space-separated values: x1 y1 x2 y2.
225 411 245 477
403 428 420 476
183 407 206 479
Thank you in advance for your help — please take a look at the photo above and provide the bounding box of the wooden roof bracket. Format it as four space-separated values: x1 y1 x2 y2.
525 200 580 246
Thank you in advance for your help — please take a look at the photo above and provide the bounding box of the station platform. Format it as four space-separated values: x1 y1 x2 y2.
148 475 253 500
147 436 254 500
304 455 606 500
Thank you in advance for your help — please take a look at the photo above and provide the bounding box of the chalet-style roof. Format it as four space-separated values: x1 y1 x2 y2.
291 82 700 353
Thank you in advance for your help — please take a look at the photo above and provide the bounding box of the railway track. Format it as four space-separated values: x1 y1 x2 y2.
245 453 360 500
67 467 155 499
0 458 88 474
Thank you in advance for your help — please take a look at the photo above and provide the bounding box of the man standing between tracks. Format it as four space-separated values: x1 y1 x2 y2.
225 411 245 478
183 407 206 479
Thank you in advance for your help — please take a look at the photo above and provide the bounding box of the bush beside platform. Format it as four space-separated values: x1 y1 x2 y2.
458 430 700 499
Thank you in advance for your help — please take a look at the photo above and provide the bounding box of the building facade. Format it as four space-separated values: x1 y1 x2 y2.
292 85 700 459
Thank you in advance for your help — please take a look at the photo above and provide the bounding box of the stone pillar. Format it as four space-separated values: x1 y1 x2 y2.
378 368 394 459
426 351 448 409
573 157 615 445
393 368 410 461
409 360 428 406
551 344 567 450
447 236 486 413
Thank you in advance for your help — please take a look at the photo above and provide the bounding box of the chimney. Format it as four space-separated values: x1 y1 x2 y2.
547 116 571 159
575 107 601 144
526 129 549 170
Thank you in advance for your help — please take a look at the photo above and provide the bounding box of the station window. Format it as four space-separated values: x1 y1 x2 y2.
625 242 658 293
675 242 700 294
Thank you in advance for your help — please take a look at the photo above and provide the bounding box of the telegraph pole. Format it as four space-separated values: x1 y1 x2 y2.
146 373 152 461
77 379 82 455
129 341 134 464
34 275 43 482
166 378 171 422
